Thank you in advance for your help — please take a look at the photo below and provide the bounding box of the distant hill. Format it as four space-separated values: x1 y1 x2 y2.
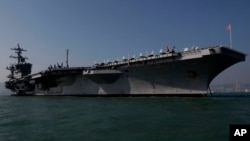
210 83 250 93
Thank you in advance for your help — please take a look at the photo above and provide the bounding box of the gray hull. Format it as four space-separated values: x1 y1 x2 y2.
26 46 245 96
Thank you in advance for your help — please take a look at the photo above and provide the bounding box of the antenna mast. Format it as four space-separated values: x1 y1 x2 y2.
10 43 28 64
66 49 69 68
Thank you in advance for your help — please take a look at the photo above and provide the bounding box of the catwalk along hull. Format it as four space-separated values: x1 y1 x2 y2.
6 46 246 96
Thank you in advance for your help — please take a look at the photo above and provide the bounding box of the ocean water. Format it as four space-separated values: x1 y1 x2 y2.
0 93 250 141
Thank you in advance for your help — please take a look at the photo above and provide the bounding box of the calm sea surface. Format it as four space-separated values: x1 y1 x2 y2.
0 93 250 141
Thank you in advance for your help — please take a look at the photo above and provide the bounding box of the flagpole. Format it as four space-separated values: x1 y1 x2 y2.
229 25 232 49
227 24 232 49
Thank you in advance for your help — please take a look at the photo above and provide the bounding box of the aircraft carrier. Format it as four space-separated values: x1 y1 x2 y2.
5 44 246 96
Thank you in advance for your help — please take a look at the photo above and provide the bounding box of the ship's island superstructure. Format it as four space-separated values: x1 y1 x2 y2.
5 44 246 96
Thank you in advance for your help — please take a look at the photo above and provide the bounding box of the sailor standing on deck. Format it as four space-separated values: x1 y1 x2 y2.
166 46 170 53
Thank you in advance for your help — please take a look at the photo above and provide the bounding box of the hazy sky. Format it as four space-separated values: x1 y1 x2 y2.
0 0 249 85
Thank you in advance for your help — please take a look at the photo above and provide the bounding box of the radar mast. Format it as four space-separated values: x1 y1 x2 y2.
10 43 28 64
